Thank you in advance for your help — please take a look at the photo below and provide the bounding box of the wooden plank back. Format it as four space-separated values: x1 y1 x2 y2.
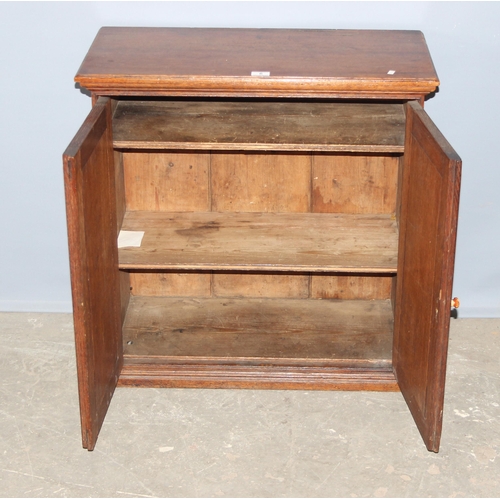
211 152 311 212
312 154 399 214
123 150 398 300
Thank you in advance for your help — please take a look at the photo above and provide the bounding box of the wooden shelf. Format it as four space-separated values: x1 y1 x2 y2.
118 211 399 273
121 296 394 369
113 101 405 152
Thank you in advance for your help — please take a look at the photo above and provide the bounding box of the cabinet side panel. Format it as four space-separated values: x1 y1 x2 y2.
63 98 122 450
394 101 461 452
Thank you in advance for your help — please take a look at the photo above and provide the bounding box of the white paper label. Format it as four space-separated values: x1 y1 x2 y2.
387 70 396 75
251 71 271 77
118 230 145 248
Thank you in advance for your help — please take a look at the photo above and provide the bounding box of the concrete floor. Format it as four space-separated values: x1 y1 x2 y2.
0 313 499 497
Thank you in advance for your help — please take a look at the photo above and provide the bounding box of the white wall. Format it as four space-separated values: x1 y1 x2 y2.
0 1 499 317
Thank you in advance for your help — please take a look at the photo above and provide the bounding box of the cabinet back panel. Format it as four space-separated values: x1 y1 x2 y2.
211 153 311 212
120 151 398 299
130 271 212 297
122 152 398 214
213 273 310 298
129 272 309 299
127 271 390 300
312 154 399 214
123 152 210 211
311 275 392 300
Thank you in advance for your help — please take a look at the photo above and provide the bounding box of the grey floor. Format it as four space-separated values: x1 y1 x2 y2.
0 313 499 498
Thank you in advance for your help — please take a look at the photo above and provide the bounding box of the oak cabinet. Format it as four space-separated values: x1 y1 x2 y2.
63 28 461 452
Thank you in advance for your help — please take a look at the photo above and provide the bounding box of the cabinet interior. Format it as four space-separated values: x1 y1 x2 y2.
111 98 405 386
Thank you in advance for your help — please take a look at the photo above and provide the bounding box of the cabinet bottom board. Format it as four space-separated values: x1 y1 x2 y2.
120 296 396 390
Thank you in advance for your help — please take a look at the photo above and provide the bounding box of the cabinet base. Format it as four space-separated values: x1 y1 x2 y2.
118 363 399 391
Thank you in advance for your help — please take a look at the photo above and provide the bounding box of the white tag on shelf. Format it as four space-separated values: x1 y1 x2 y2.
251 71 271 77
118 230 145 248
387 70 396 75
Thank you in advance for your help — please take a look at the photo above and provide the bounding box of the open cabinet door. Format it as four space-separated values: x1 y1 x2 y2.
394 101 461 452
63 97 122 450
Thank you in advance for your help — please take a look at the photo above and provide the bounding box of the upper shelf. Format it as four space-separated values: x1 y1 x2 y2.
113 100 405 153
75 28 439 98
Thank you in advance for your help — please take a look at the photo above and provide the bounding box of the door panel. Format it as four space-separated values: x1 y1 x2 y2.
394 101 461 452
63 97 122 450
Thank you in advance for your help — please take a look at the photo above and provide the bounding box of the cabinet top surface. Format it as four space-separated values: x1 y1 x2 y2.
75 27 439 98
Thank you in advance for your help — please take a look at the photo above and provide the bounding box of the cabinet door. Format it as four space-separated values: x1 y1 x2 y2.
394 101 461 452
63 97 122 450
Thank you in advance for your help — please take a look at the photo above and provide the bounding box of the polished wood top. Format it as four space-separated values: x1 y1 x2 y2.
75 28 439 98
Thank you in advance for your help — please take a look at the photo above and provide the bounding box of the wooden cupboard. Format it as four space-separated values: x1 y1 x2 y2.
63 28 461 452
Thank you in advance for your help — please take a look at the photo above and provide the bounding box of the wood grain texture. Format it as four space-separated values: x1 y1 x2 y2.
311 274 392 300
393 101 461 452
209 147 310 299
113 101 405 152
129 272 310 300
63 97 122 451
211 152 311 212
76 28 438 98
310 154 398 299
130 272 391 301
119 211 399 272
123 152 210 211
129 271 211 297
118 364 398 391
122 296 393 365
212 273 310 298
312 154 399 214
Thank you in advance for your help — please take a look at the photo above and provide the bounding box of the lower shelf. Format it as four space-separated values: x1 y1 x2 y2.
119 296 397 390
